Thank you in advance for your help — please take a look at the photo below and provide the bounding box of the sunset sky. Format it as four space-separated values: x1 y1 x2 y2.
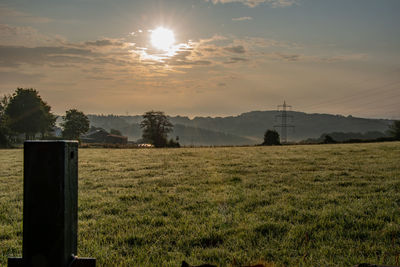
0 0 399 119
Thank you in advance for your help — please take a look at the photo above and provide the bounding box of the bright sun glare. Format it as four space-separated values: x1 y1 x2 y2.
151 27 175 51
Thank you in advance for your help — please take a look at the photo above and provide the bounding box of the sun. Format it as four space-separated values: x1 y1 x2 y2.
150 27 175 51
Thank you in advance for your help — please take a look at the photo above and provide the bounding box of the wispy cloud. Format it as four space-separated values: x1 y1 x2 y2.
206 0 298 8
0 46 95 67
0 24 379 117
323 53 368 63
0 24 368 87
0 6 52 24
266 52 368 63
224 45 246 54
0 71 45 83
225 57 249 64
232 16 253 21
0 24 63 47
84 39 125 47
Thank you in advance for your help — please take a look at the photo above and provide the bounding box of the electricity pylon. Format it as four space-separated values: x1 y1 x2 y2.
274 100 295 144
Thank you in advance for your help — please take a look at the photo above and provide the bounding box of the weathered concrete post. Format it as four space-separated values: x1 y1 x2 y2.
8 141 95 267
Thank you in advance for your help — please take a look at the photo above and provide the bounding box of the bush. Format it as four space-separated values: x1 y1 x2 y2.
262 130 280 146
167 138 180 148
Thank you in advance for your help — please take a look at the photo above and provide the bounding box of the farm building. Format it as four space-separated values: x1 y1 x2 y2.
81 129 127 144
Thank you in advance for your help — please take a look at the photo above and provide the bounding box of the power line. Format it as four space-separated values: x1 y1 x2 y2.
298 80 400 112
340 94 400 117
295 66 400 112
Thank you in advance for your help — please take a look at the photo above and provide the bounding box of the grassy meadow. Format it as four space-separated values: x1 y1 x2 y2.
1 142 400 266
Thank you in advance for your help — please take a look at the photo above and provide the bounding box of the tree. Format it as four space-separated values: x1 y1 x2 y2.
38 101 57 138
262 129 280 145
5 88 56 140
61 109 90 140
0 95 11 147
140 111 173 147
388 120 400 140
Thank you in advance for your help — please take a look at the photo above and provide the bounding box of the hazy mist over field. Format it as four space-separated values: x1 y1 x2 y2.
85 111 393 145
0 0 399 119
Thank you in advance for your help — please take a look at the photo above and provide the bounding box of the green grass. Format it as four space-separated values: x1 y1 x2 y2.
1 142 400 266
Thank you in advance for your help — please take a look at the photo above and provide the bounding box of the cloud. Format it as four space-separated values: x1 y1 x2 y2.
244 37 302 49
272 52 302 62
0 23 380 118
85 75 115 81
0 24 62 47
0 6 52 24
0 45 95 67
0 71 45 83
84 39 124 47
323 53 368 63
206 0 297 8
265 52 368 63
168 59 212 66
232 17 253 21
0 23 367 91
224 45 246 54
161 49 212 66
225 57 249 64
203 47 217 52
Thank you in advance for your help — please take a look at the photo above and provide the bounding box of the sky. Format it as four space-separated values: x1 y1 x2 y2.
0 0 399 119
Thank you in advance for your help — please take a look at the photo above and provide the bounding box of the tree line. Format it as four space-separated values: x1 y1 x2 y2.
261 121 400 146
1 88 398 148
0 88 180 148
0 88 89 147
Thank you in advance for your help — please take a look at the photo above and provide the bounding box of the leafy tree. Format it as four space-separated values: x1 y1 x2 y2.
61 109 90 140
388 120 400 140
140 111 173 147
5 88 56 140
39 101 57 138
110 128 122 136
262 129 280 145
0 95 11 147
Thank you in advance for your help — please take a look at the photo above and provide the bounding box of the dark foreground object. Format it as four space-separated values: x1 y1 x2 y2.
8 141 95 267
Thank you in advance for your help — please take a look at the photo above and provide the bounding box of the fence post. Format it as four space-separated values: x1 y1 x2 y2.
8 141 95 267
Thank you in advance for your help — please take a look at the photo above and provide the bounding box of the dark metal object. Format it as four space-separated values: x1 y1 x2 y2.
274 100 295 144
8 141 95 267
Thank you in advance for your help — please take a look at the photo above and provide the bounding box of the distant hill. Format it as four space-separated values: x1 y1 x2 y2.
85 111 393 146
303 131 389 143
172 124 254 146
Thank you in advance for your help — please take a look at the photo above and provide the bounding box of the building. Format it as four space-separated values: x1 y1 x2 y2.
81 129 127 144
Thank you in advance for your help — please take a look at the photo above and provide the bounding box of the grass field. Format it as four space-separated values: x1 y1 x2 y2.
1 142 400 266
